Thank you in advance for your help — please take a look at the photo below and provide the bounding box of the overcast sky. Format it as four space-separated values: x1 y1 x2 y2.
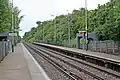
13 0 109 37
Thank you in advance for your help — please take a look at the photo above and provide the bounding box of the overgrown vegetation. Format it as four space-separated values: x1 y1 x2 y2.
23 0 120 43
0 0 23 43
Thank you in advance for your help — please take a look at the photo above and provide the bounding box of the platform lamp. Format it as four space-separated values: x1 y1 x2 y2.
51 14 57 44
11 0 14 52
11 0 14 31
36 21 43 43
66 10 71 47
85 0 88 51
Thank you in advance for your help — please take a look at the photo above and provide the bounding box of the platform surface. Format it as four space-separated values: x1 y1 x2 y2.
0 43 50 80
37 43 120 64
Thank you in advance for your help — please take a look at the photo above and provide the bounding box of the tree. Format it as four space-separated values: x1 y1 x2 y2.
23 0 120 43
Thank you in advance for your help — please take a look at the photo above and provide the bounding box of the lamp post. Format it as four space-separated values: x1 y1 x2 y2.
66 10 71 47
36 21 44 43
43 23 44 43
85 0 88 51
51 14 56 44
11 0 13 31
11 0 14 52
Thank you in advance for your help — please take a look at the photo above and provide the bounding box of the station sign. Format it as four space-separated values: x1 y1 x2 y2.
9 33 17 36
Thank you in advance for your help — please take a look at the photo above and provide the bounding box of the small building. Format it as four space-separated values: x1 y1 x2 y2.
76 31 98 49
0 32 12 53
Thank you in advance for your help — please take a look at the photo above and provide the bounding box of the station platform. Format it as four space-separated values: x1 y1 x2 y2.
35 43 120 65
0 43 50 80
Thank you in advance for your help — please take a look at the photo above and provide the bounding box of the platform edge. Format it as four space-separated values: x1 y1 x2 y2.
21 43 51 80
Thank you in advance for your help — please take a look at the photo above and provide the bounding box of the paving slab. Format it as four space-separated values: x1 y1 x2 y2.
0 43 51 80
0 44 31 80
21 43 51 80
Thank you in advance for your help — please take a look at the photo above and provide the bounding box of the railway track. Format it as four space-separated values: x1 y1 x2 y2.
34 44 120 78
25 43 82 80
25 44 71 80
25 43 120 80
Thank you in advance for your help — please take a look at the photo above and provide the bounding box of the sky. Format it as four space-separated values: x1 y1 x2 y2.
13 0 109 37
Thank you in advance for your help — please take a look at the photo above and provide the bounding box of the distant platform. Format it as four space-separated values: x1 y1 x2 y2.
34 42 120 65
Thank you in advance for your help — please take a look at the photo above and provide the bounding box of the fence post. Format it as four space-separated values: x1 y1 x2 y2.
1 40 5 61
95 41 97 51
112 41 115 54
118 41 120 55
100 41 102 53
91 41 93 51
89 41 92 51
0 42 2 61
106 41 108 54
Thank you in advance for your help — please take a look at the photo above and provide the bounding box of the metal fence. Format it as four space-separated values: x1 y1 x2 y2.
42 39 76 48
56 40 120 55
88 41 120 55
0 40 11 62
41 40 120 55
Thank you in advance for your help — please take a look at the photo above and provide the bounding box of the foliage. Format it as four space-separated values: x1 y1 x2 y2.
0 0 23 33
0 0 23 45
0 0 12 32
23 0 120 43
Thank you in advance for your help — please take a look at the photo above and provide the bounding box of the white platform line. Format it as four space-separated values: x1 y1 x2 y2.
21 43 51 80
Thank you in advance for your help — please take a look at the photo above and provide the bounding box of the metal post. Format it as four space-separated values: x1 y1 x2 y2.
66 10 71 47
11 0 13 30
51 14 56 44
43 24 44 43
85 0 88 51
11 0 14 52
54 18 56 44
68 14 71 47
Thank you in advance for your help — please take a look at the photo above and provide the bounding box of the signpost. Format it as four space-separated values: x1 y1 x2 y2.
9 33 17 36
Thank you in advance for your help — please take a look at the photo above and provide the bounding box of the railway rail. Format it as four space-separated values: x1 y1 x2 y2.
24 43 120 80
25 43 83 80
34 44 120 78
34 43 120 72
25 44 70 80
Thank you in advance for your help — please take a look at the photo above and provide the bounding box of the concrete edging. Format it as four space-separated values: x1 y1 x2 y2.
21 43 51 80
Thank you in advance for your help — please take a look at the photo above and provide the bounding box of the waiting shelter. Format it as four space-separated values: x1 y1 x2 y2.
76 31 98 49
0 33 12 61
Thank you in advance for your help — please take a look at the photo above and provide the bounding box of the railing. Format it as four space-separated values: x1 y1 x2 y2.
0 40 12 62
39 39 76 48
88 41 120 55
39 40 120 55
